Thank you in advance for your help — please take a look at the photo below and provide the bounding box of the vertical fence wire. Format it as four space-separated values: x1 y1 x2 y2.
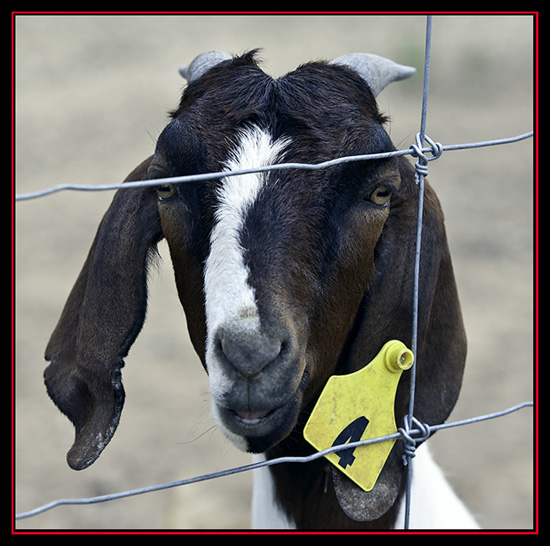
404 14 432 530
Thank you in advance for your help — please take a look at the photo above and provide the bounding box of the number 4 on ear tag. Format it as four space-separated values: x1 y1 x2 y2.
303 340 414 492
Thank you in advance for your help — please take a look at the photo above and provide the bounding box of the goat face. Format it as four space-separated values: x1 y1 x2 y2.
44 52 466 520
151 54 405 453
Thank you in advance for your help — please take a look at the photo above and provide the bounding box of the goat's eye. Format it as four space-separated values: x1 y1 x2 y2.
156 184 176 200
369 185 393 207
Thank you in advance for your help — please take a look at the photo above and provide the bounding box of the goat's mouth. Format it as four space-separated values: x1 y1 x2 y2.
214 395 303 453
231 408 275 424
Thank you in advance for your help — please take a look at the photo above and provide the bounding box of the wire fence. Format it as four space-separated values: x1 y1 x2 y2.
14 15 535 530
14 402 534 522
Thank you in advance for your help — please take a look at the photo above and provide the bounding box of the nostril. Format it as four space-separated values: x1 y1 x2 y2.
218 327 284 377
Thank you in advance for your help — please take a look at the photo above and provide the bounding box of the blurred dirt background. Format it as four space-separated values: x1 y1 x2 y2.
14 14 535 531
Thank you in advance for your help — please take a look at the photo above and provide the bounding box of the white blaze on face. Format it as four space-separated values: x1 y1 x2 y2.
204 126 289 396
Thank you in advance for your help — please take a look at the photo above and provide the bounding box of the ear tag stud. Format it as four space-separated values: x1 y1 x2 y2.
303 340 414 492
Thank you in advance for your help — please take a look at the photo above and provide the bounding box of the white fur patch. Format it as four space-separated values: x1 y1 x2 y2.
393 443 480 529
203 126 290 401
251 454 296 529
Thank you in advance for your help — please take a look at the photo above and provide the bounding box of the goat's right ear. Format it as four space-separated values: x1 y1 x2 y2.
44 157 163 470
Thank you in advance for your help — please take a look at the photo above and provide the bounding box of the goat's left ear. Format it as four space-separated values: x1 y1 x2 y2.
44 157 163 470
333 158 467 521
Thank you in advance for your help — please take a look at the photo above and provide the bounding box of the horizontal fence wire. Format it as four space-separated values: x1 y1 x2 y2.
14 15 535 530
15 132 533 202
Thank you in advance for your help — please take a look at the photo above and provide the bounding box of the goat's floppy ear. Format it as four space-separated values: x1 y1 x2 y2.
44 157 163 470
333 158 467 521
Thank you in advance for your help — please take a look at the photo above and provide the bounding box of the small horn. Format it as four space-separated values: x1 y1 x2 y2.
330 53 416 96
178 50 232 82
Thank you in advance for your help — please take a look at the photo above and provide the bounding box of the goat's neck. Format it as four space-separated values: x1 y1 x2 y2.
264 426 403 530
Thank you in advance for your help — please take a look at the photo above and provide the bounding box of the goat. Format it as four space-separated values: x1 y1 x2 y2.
43 50 479 530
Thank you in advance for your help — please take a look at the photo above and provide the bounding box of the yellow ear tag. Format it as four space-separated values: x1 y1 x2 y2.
303 340 414 492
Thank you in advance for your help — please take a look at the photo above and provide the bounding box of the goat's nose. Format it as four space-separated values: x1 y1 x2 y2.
218 327 283 377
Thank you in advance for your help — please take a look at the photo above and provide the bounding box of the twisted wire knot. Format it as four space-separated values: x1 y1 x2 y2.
398 416 432 466
409 133 443 184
